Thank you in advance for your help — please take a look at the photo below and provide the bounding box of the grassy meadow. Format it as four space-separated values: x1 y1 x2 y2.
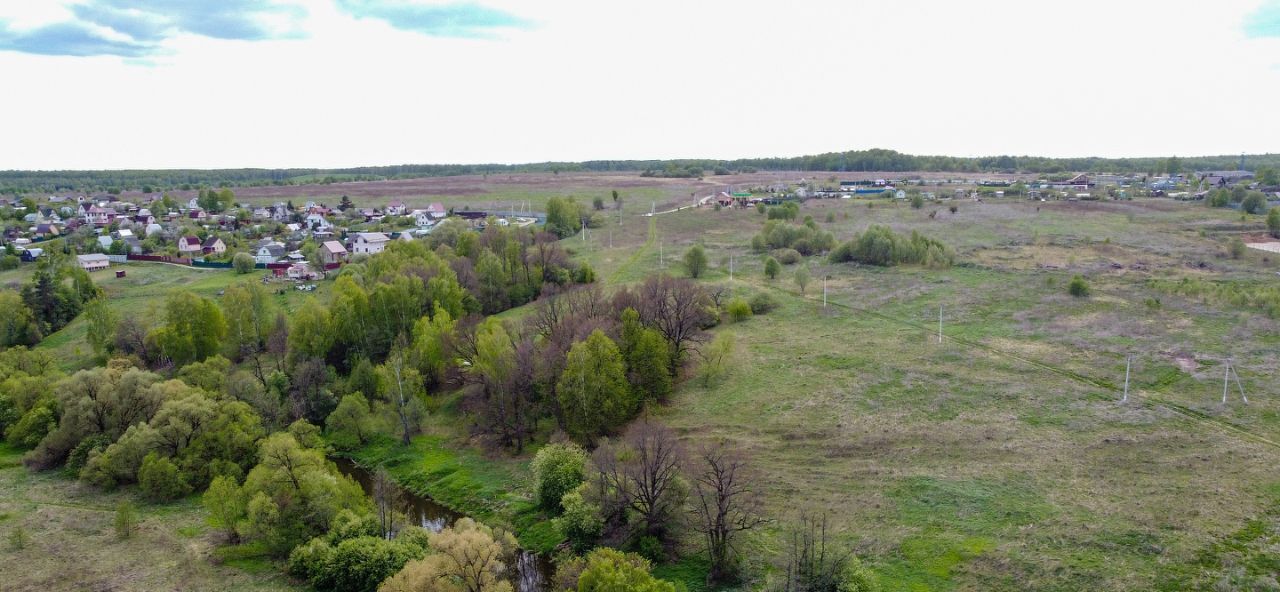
8 189 1280 591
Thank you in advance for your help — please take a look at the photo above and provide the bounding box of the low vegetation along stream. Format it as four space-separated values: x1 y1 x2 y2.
333 457 552 592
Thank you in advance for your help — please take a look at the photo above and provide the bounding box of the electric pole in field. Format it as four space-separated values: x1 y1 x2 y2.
937 305 943 344
1121 356 1131 404
1223 360 1248 404
823 275 828 308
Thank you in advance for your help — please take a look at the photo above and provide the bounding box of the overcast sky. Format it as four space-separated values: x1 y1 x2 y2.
1 0 1279 170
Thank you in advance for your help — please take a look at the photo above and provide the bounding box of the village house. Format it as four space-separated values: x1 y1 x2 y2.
321 240 348 265
352 232 390 255
255 242 286 264
202 236 226 255
177 236 203 254
385 200 406 216
85 205 117 226
426 202 447 220
76 253 110 272
411 209 435 227
304 212 332 231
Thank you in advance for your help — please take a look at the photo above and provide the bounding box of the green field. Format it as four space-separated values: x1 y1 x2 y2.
23 262 330 371
8 194 1280 591
0 443 294 592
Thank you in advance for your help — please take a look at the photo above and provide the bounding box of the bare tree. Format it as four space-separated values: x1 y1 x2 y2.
691 441 768 585
633 276 714 371
372 467 404 539
778 513 857 592
590 420 686 546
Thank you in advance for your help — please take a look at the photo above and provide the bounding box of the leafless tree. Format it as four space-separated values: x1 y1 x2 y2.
372 467 404 539
777 513 854 592
632 276 714 370
589 420 686 546
690 441 769 585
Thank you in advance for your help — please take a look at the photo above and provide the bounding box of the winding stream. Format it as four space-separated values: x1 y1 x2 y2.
333 457 551 592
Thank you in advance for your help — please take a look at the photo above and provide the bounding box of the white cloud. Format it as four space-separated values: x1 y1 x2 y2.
1 0 1278 169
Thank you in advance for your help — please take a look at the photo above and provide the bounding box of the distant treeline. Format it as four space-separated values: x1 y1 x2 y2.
5 149 1280 194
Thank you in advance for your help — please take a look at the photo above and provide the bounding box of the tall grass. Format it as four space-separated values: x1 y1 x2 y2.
1149 278 1280 318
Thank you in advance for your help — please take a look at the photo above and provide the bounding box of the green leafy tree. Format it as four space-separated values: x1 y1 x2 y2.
204 474 245 542
1268 207 1280 238
531 442 587 511
794 266 811 294
83 298 117 357
575 548 677 592
149 291 226 368
232 252 255 274
378 518 518 592
326 393 374 450
764 257 781 280
0 290 40 347
684 245 708 278
138 452 192 501
557 330 635 443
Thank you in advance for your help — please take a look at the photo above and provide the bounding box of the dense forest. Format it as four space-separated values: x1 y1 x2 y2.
4 149 1278 194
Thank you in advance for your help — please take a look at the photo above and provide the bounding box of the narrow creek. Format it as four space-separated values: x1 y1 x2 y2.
333 457 552 592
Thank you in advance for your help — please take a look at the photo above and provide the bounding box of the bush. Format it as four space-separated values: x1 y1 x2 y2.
576 548 676 592
763 257 780 280
531 442 587 512
288 537 335 586
5 405 55 448
1269 207 1280 238
1229 237 1247 260
749 292 779 315
752 220 836 255
1067 275 1090 298
325 536 420 592
910 193 924 209
232 252 255 274
557 484 604 553
772 248 802 265
726 298 753 323
138 452 192 501
114 501 137 539
683 245 708 279
0 255 18 271
1242 192 1269 215
829 225 953 268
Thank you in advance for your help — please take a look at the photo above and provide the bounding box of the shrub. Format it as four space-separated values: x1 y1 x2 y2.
531 442 588 512
0 255 18 271
829 225 953 268
755 203 766 214
772 248 802 265
1269 207 1280 238
751 220 836 255
325 536 420 592
726 298 753 323
138 452 192 501
288 537 335 586
825 212 835 223
5 405 55 449
556 484 603 553
232 252 255 274
114 501 137 539
749 292 779 315
8 524 30 550
1068 275 1090 298
910 193 924 209
1242 192 1268 215
683 245 708 279
575 548 676 592
1229 237 1247 260
763 257 780 280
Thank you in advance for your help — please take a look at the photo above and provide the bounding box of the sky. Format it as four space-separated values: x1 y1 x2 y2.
1 0 1279 170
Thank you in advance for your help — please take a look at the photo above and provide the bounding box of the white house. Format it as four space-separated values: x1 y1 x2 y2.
352 232 390 255
76 253 111 272
411 209 435 228
304 213 332 231
386 200 406 216
255 242 286 264
426 202 447 219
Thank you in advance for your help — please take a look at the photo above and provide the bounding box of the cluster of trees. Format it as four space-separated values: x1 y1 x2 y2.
545 197 609 239
195 187 237 213
1204 186 1272 214
0 253 101 347
829 226 954 269
751 219 837 257
535 422 875 591
326 275 728 453
15 150 1280 194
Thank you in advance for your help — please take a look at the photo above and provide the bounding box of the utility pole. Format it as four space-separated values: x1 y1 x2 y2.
1122 356 1131 403
729 255 733 281
823 275 828 308
937 305 943 344
1223 362 1230 404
